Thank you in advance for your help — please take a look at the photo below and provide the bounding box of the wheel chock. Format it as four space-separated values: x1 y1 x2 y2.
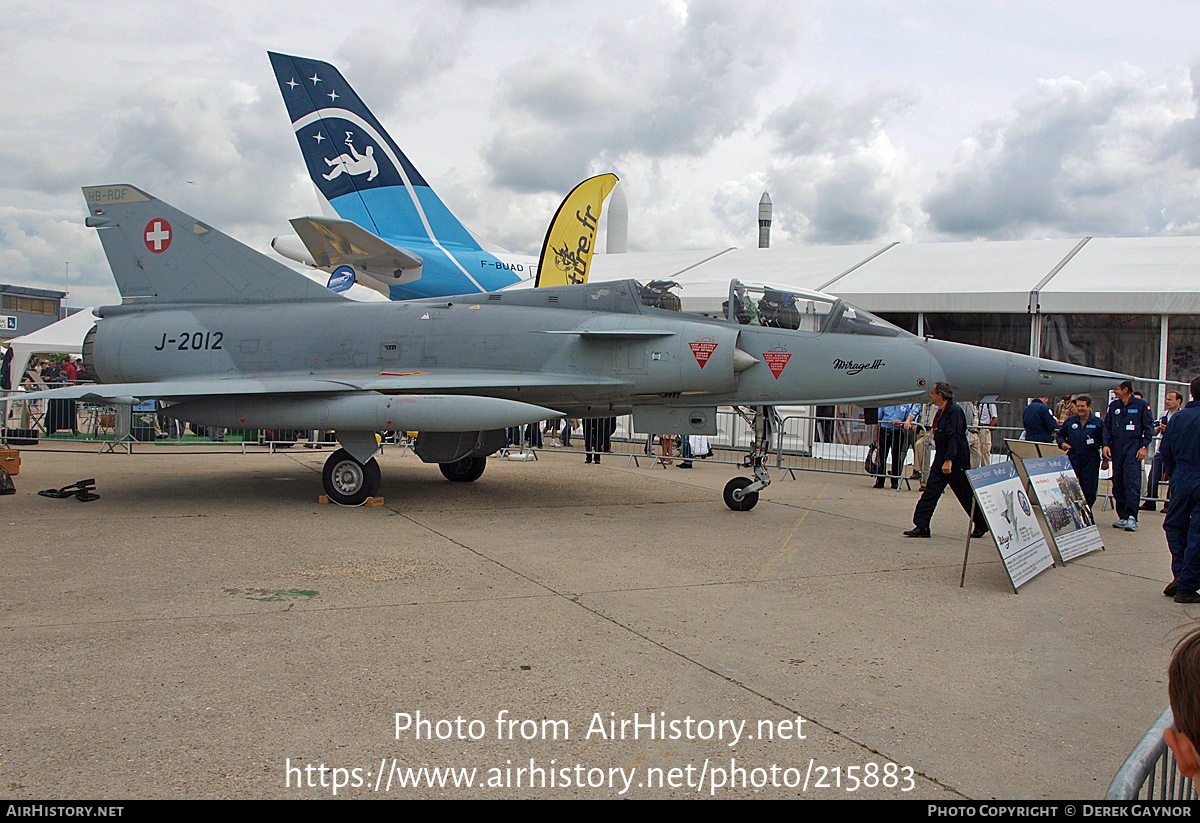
318 494 385 506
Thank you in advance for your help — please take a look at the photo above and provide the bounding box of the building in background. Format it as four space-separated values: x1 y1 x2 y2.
1 285 65 343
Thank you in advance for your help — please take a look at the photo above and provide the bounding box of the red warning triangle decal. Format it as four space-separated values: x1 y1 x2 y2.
688 337 718 368
763 346 792 379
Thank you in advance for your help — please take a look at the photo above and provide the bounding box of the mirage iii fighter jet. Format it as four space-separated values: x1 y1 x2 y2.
18 185 1126 509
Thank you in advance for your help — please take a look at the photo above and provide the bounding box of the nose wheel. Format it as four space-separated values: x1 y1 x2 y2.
724 477 759 510
724 405 774 511
322 448 381 506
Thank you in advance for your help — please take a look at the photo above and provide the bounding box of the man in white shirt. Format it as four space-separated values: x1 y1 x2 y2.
1144 390 1184 512
976 400 998 468
905 402 936 487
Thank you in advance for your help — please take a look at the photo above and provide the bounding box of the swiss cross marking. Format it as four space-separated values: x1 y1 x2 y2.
144 219 172 253
763 346 792 379
688 337 718 368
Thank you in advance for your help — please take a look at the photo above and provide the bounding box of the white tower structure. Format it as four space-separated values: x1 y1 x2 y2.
758 192 772 249
606 183 628 254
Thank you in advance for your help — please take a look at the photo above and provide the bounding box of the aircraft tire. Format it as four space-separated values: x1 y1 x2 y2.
723 477 759 511
439 456 487 482
323 448 381 505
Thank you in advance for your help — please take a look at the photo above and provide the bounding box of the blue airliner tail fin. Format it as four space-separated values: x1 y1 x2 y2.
268 52 480 251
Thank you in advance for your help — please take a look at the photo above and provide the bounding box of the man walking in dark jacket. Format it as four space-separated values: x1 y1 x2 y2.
905 382 989 538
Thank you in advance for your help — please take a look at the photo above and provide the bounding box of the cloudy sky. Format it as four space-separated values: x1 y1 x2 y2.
5 0 1200 306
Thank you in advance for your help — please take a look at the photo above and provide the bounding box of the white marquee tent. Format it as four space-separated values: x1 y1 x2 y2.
2 309 96 390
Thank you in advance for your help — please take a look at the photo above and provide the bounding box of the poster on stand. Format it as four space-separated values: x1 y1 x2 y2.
1022 455 1103 562
965 462 1055 590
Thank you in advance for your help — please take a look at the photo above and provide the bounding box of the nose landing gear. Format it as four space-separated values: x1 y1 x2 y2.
723 405 774 511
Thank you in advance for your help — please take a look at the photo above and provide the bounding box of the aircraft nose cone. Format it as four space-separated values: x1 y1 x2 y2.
922 338 1128 400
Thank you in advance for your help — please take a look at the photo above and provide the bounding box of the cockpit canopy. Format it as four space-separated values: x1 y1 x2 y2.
634 278 908 337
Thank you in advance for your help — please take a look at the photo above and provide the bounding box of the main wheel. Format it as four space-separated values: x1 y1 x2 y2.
439 455 487 482
322 448 381 505
723 476 759 511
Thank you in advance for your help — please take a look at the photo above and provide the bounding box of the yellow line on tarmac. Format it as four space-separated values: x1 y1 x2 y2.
752 485 826 588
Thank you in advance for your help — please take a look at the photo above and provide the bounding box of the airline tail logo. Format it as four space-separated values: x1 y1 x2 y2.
323 132 379 182
271 53 419 198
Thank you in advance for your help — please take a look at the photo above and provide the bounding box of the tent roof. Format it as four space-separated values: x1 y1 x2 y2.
588 244 890 292
1036 237 1200 314
824 239 1086 313
585 236 1200 315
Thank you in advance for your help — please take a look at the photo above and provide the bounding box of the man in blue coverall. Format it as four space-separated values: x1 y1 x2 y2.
1023 396 1057 443
1103 381 1155 531
1057 395 1106 508
1161 377 1200 603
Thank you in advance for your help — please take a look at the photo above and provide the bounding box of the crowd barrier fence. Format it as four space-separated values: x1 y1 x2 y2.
0 396 1175 505
1106 707 1197 800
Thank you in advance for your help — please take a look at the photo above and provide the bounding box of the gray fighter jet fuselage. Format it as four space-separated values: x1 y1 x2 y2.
92 287 930 415
21 184 1127 509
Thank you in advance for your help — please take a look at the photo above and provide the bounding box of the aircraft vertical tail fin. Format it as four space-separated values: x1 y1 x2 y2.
267 52 480 251
83 185 344 305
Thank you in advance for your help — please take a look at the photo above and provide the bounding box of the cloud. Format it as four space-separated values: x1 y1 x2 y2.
762 84 920 243
484 0 806 194
766 83 917 157
596 157 767 252
10 0 1200 303
0 204 113 306
8 65 312 300
331 7 472 117
924 64 1200 238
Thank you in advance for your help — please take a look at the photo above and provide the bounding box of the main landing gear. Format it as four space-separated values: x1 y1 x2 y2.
439 455 487 482
322 448 381 506
723 405 774 511
319 431 496 505
320 448 487 504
